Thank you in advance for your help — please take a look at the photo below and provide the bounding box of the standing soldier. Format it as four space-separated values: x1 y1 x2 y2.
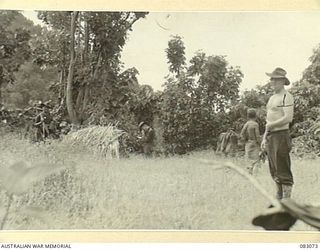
261 67 294 200
138 122 155 157
34 102 51 141
240 108 261 174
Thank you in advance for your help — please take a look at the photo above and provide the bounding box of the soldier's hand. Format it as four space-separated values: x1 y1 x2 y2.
259 151 267 163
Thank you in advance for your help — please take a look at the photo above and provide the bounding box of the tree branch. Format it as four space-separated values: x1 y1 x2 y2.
195 158 282 209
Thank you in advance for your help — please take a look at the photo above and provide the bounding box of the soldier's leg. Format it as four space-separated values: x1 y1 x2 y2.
266 134 282 198
245 141 255 174
143 144 153 158
282 185 292 199
276 182 283 200
266 135 277 181
276 132 294 199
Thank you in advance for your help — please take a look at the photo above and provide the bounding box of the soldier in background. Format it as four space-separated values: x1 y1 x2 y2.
216 129 239 157
138 122 155 157
240 108 261 174
33 102 51 141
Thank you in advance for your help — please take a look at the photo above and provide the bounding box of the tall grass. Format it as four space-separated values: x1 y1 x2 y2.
0 131 318 230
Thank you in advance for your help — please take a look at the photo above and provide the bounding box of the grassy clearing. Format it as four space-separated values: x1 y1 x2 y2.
0 132 319 231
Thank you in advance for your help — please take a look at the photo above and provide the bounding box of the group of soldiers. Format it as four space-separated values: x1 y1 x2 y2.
1 67 295 202
29 102 71 142
0 101 71 142
217 67 295 201
0 101 155 157
215 109 266 174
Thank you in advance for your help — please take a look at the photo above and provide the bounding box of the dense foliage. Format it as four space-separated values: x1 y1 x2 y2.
160 37 243 154
1 11 320 157
0 11 33 103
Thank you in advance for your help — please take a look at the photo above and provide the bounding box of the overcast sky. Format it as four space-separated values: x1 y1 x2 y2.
24 11 320 92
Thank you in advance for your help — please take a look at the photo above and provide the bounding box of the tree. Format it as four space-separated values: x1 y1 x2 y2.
3 62 57 108
240 89 265 109
66 11 79 124
126 83 159 124
302 43 320 86
165 35 186 77
160 37 243 154
188 51 206 76
189 53 243 112
290 80 320 134
0 11 32 104
31 27 71 106
36 11 148 124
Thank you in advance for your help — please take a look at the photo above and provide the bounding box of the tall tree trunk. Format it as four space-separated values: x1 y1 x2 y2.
75 85 84 111
77 15 90 122
92 52 102 80
0 66 3 105
58 69 65 106
83 17 89 64
66 11 79 125
0 82 2 105
82 84 89 114
82 17 90 113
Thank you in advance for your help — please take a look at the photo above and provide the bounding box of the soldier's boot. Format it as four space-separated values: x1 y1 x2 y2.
282 185 293 199
276 182 283 200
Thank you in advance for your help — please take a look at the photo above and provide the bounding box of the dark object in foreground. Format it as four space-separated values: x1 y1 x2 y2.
252 205 297 230
252 199 320 230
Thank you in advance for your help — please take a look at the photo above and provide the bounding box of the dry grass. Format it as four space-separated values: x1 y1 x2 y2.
63 125 123 159
0 131 319 231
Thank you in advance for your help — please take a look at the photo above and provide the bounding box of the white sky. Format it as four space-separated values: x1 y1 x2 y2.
23 11 320 92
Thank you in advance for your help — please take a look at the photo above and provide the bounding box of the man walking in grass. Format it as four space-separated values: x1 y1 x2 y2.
240 108 261 174
261 67 294 200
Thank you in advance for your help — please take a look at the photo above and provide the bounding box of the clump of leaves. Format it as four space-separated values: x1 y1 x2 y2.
309 118 320 136
292 136 320 159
